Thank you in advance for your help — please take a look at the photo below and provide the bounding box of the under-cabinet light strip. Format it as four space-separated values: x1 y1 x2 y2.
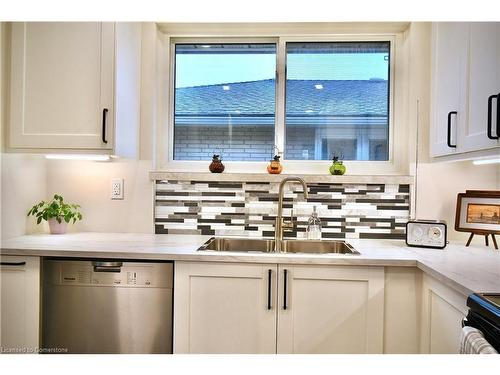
472 158 500 165
45 154 111 162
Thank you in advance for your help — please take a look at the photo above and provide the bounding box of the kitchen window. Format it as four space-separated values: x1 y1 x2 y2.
166 35 396 170
173 43 277 161
285 42 390 161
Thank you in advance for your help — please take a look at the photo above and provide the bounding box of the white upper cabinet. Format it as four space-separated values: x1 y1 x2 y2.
431 22 500 158
462 23 500 152
9 23 115 151
430 23 468 157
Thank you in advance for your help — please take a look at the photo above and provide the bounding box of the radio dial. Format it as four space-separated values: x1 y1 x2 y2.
428 226 443 240
412 226 424 239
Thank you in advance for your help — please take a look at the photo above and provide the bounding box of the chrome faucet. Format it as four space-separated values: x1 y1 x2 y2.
275 177 309 252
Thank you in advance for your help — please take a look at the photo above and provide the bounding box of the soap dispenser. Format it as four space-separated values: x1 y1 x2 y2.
306 206 322 240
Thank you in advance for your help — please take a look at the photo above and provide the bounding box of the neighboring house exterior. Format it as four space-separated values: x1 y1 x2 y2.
174 78 389 161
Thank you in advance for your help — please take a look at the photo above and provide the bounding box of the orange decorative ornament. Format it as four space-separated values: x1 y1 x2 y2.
267 155 283 174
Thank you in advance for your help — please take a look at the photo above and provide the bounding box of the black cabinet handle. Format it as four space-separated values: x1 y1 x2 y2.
497 93 500 139
283 269 288 310
447 111 457 148
102 108 108 144
487 95 498 140
1 261 26 266
267 269 272 310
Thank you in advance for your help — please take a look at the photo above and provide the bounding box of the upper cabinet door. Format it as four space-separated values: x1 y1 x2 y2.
9 22 115 150
430 23 468 157
461 23 500 152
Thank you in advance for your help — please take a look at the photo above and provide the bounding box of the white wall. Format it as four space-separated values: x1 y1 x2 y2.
1 157 154 239
44 159 154 234
1 154 47 239
115 22 142 160
416 161 499 242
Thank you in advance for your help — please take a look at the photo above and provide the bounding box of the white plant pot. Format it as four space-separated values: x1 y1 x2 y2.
48 218 67 235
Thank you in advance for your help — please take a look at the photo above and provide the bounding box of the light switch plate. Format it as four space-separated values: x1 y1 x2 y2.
111 178 124 200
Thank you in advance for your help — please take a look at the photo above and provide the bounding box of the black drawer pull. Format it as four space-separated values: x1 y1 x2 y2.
102 108 108 144
496 93 500 139
1 261 26 266
487 95 498 140
283 269 288 310
447 111 457 148
267 269 272 310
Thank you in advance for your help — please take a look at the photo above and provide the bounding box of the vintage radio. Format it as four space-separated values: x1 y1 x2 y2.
406 220 447 249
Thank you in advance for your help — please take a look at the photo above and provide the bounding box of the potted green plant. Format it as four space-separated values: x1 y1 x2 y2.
27 194 83 234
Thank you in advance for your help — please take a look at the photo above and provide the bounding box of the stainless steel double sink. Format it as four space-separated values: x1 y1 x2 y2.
197 237 360 255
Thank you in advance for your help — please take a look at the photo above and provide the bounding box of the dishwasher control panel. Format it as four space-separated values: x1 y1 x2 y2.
45 260 173 288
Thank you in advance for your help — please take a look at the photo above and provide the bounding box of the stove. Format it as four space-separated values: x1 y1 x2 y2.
464 293 500 351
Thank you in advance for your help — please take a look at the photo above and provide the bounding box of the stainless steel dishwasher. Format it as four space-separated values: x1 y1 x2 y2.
42 258 173 354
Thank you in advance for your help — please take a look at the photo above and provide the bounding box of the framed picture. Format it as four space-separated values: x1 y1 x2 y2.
455 190 500 249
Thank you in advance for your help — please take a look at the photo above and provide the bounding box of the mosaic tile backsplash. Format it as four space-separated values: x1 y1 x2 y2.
154 179 411 240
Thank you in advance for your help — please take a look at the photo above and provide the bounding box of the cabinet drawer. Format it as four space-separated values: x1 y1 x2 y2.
0 255 40 353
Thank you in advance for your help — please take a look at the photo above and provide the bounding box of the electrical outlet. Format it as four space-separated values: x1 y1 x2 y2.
111 178 124 200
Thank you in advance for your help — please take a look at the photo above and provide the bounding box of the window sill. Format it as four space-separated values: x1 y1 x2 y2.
149 171 414 185
156 159 408 175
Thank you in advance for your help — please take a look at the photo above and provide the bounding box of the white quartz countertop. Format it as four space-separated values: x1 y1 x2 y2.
2 232 499 296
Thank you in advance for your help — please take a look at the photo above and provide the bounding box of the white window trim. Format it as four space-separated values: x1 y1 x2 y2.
156 28 409 175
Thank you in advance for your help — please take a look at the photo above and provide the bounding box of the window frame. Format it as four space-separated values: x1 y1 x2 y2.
169 37 280 163
279 36 395 164
160 32 403 174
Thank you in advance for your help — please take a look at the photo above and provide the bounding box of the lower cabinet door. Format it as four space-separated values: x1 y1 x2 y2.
420 274 467 354
173 261 277 354
277 265 385 354
0 256 40 353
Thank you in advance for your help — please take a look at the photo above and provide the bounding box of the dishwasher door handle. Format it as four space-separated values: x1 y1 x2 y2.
92 261 123 273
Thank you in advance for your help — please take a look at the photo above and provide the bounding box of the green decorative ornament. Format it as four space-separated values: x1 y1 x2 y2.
329 156 346 175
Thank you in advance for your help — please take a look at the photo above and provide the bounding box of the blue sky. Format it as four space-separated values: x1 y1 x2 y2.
175 53 389 88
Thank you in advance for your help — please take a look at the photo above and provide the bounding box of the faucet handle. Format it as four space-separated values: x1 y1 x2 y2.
282 210 294 230
289 209 296 229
